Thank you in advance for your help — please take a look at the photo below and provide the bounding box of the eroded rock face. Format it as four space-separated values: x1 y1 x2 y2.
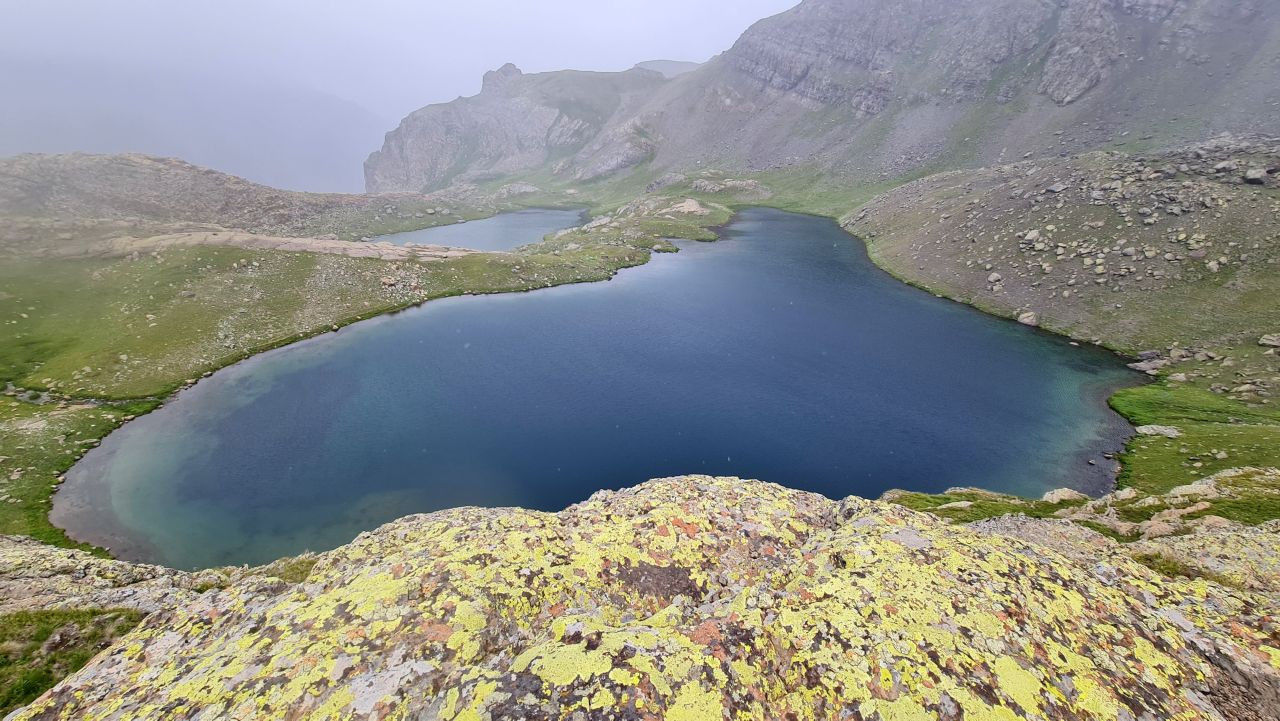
16 476 1279 720
706 0 1271 112
364 67 667 193
365 0 1280 192
726 0 1052 108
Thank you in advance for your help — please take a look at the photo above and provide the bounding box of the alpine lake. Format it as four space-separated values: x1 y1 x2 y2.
53 208 1140 569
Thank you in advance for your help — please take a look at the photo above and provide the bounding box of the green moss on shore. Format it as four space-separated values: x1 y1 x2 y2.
0 396 158 552
1112 384 1280 513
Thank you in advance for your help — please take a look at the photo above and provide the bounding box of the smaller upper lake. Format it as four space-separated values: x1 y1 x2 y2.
376 208 584 250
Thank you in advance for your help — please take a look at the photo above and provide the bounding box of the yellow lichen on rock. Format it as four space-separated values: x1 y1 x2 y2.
13 476 1280 720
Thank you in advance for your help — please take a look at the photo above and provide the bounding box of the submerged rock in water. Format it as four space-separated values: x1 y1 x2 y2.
15 476 1280 720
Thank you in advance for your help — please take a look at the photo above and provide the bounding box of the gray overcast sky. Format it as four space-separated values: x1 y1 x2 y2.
0 0 799 119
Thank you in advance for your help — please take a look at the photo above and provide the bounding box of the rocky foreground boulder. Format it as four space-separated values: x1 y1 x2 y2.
10 476 1279 720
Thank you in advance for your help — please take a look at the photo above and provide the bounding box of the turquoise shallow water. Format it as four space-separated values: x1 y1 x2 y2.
54 208 1140 569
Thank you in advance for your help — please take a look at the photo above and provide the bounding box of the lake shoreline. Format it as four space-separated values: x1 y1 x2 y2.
53 207 1141 570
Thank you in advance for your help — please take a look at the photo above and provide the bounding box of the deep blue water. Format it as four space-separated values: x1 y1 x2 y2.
55 208 1138 569
375 208 584 250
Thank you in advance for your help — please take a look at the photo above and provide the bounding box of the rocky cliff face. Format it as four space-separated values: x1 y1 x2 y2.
723 0 1265 110
13 476 1280 720
364 0 1280 192
364 66 667 193
723 0 1052 109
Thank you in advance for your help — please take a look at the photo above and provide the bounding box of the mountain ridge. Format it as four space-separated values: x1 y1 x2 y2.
366 0 1280 194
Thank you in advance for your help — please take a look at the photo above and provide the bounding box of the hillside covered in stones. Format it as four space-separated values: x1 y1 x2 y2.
848 136 1280 358
8 476 1280 720
366 0 1280 193
833 136 1280 542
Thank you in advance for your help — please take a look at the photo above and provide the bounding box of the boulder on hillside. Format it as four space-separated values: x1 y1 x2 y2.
1042 487 1089 504
1136 425 1183 438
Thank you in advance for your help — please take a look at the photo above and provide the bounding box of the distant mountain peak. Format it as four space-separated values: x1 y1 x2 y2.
481 63 524 93
633 60 702 79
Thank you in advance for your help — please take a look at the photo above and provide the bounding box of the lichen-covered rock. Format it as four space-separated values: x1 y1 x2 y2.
1130 521 1280 594
967 514 1118 566
15 477 1280 720
0 537 322 616
0 535 209 615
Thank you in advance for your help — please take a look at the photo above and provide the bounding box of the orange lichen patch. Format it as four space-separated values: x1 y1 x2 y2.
687 620 724 646
670 518 700 539
419 623 454 643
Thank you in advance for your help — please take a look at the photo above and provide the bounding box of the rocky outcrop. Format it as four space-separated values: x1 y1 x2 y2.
1059 467 1280 543
1039 0 1121 104
632 60 701 79
0 536 206 616
364 67 666 193
14 476 1280 720
0 537 319 616
724 0 1053 108
364 0 1280 192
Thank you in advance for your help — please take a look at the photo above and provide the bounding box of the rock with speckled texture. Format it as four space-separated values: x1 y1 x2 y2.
0 535 208 615
13 476 1280 720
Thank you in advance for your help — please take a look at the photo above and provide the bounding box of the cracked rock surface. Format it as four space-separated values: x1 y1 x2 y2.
13 476 1279 720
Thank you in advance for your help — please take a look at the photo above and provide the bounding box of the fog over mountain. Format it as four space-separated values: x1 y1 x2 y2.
0 0 797 191
0 56 389 193
368 0 1280 194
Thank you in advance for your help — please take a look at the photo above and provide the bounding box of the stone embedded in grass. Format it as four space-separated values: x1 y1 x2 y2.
1136 425 1182 438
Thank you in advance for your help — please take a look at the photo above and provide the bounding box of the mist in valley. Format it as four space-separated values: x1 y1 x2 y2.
0 0 797 191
